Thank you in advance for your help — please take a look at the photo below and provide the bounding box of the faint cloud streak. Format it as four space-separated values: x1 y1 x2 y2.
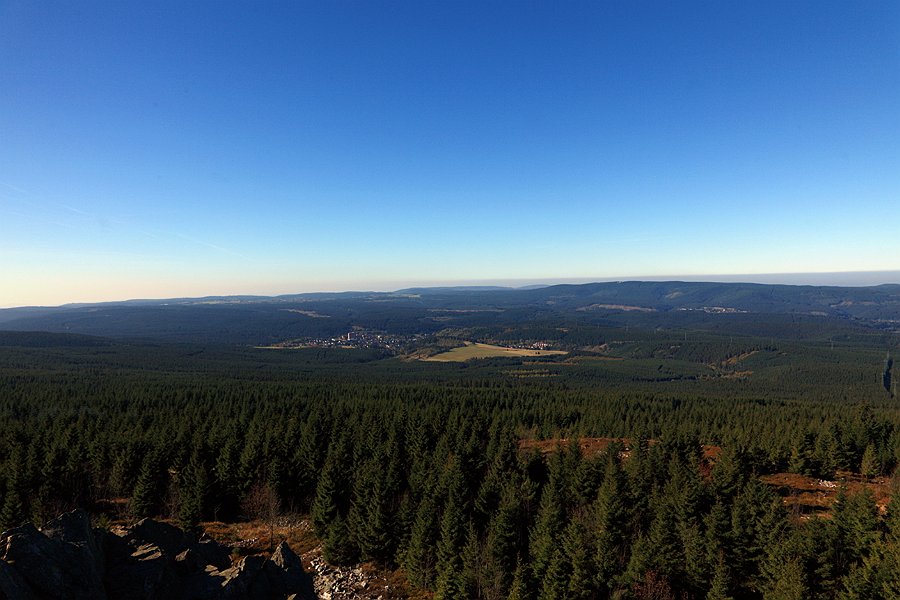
174 232 246 259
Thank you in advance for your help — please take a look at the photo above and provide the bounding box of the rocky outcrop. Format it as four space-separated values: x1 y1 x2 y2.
0 558 34 600
0 510 315 600
1 518 105 600
303 551 394 600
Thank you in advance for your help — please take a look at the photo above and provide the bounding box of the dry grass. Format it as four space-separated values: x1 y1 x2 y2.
201 517 319 557
721 350 758 366
519 438 895 520
422 342 567 362
761 471 893 518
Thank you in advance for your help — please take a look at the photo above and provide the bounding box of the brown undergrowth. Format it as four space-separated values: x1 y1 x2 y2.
521 437 894 519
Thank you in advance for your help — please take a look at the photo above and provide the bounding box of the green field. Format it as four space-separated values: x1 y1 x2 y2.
423 341 568 361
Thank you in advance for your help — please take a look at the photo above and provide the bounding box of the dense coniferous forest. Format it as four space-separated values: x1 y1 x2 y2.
2 309 900 598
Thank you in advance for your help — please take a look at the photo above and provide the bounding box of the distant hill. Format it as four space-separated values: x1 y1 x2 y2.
394 285 515 294
1 281 899 345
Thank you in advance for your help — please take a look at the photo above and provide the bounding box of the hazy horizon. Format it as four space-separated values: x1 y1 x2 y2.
2 269 899 310
2 2 898 308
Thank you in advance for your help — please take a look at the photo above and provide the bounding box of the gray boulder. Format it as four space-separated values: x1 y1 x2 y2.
104 543 177 600
1 515 106 600
219 554 267 599
263 543 314 598
0 512 313 600
173 543 230 577
191 539 232 572
125 519 194 557
0 559 35 600
177 566 227 600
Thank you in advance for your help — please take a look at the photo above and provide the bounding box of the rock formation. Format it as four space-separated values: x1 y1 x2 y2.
0 510 315 600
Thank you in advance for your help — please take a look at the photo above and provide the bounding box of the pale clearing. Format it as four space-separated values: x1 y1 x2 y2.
423 342 567 362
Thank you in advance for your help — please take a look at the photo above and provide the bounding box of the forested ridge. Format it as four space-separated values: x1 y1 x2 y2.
2 337 900 599
3 281 900 346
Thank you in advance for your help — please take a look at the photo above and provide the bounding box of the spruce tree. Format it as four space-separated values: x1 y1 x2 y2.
562 518 595 600
0 486 25 532
178 453 208 533
130 448 165 519
538 546 570 600
707 555 734 600
460 520 481 599
323 513 358 564
0 446 26 531
353 460 394 564
311 435 348 538
404 491 440 590
507 558 532 600
435 457 467 599
530 479 564 584
860 445 878 479
485 482 520 595
593 454 630 592
763 557 808 600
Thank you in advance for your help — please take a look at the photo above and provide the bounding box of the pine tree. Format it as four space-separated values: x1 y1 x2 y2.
530 479 565 584
404 491 440 590
267 450 290 509
485 482 520 595
593 454 630 592
562 518 595 599
507 558 532 600
789 432 817 477
877 538 900 599
705 499 731 565
178 452 208 533
323 513 358 564
861 445 878 479
237 429 262 496
682 522 708 594
311 435 348 538
815 429 839 479
0 445 27 531
0 485 25 532
354 462 394 564
295 414 328 507
110 442 140 497
626 432 653 534
211 435 241 520
840 543 883 600
711 445 747 500
130 448 166 519
538 545 570 600
842 489 879 568
729 479 773 594
460 521 481 599
642 495 684 584
707 555 734 600
435 457 468 599
886 489 900 539
763 557 808 600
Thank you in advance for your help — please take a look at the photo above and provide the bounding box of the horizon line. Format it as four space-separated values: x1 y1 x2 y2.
3 269 899 311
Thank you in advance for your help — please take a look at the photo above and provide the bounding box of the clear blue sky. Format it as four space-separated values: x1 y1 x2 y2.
1 1 898 306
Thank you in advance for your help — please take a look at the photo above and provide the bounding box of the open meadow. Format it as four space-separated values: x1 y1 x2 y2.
422 341 568 361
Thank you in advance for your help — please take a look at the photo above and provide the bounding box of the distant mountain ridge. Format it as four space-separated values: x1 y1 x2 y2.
1 281 899 345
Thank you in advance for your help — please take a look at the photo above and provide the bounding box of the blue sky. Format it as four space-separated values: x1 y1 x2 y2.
1 1 898 306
